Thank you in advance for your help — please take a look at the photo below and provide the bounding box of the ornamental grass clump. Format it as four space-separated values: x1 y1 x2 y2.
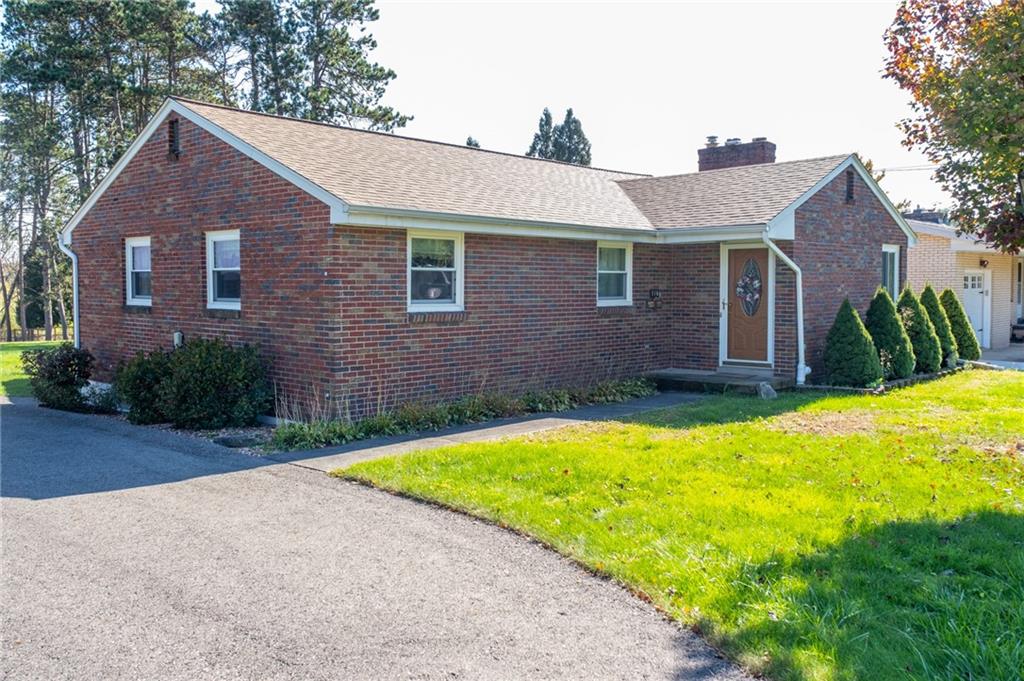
823 299 884 387
920 284 959 368
897 288 942 374
864 287 915 379
940 288 981 361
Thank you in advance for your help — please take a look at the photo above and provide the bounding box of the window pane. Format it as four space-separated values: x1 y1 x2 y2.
598 272 626 299
598 247 626 272
213 239 240 269
410 269 455 303
214 270 241 301
882 254 892 294
132 271 152 298
132 245 151 272
411 238 454 268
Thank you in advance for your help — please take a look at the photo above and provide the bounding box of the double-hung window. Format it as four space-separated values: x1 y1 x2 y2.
882 244 900 299
597 242 632 306
407 231 464 312
125 236 152 306
206 229 241 310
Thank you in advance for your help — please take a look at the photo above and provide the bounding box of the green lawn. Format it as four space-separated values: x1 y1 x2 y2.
0 341 60 397
342 370 1024 681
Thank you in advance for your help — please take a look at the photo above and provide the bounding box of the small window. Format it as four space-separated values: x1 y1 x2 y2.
407 231 463 312
597 242 632 306
845 168 855 203
206 230 241 310
882 244 899 298
125 236 152 306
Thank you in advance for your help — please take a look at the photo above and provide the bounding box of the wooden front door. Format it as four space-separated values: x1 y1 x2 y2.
727 247 769 362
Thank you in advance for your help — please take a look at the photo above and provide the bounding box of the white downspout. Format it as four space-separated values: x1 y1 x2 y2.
56 233 80 349
762 234 808 385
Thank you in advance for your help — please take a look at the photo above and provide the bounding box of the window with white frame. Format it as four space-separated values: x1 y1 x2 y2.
408 231 463 311
206 229 241 309
597 242 632 306
125 236 152 306
882 244 900 299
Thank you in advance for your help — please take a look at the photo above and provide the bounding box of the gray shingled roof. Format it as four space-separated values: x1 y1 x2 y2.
616 156 849 229
177 99 851 232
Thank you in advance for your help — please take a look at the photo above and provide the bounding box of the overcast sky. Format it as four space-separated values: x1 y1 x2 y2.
198 0 948 209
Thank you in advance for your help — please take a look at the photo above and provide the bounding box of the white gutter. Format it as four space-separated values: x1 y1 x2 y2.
762 234 808 385
56 234 80 349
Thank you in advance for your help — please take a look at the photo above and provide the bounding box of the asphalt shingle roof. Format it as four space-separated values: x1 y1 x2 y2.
616 156 850 229
176 98 852 232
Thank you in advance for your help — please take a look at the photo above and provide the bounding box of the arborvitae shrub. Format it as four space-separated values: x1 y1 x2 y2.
864 287 915 379
897 288 942 374
940 288 981 361
920 284 959 368
824 299 884 387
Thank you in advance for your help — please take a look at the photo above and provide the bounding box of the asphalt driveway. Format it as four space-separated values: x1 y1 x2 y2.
1 401 748 680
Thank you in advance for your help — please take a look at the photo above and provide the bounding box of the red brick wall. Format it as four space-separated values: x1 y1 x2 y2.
794 169 909 379
73 114 342 401
331 228 684 416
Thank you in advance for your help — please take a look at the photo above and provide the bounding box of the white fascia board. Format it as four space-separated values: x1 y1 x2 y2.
61 98 350 245
766 155 918 247
343 206 769 245
949 238 1000 253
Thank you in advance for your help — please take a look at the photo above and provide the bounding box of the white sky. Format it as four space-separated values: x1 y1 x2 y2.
197 0 949 209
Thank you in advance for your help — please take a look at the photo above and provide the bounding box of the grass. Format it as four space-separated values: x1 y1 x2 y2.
342 370 1024 681
0 340 60 397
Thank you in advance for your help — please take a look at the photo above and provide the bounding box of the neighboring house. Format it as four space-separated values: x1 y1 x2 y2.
906 216 1024 350
59 98 915 416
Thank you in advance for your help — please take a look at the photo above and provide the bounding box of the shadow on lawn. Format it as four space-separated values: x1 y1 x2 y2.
710 511 1024 681
632 389 836 430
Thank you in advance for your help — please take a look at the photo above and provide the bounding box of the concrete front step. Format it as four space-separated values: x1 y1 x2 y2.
647 368 792 394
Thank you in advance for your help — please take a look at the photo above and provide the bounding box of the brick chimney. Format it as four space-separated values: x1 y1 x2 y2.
698 136 776 171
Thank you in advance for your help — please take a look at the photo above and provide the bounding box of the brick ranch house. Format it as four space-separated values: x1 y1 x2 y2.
59 98 916 417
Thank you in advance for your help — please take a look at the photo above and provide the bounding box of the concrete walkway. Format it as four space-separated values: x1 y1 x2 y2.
980 346 1024 371
268 391 704 472
1 397 747 680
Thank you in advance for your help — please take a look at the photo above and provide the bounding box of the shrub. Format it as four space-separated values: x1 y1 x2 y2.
114 350 172 424
159 338 271 429
84 384 120 414
864 288 915 379
920 284 959 368
897 288 942 374
21 343 95 411
823 299 884 387
940 288 981 361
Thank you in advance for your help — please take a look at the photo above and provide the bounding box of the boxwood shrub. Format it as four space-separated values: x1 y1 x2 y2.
114 338 271 429
21 343 95 412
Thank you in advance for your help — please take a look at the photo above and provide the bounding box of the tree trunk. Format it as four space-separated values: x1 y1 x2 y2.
0 256 13 342
17 198 28 341
51 250 69 341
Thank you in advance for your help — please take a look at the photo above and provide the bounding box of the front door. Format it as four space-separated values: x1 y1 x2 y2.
726 247 770 362
963 270 989 348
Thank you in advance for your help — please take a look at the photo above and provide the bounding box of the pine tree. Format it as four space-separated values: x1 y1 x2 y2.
940 288 981 361
551 108 591 166
465 136 480 148
896 288 942 374
526 108 554 159
824 299 884 387
919 284 959 368
864 287 915 379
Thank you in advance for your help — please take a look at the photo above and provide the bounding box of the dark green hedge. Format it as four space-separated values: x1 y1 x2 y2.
823 299 884 388
864 288 915 379
897 288 942 374
920 284 959 368
940 288 981 361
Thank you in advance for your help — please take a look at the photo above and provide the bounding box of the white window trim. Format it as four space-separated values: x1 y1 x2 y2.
882 244 900 298
407 230 464 313
206 229 241 311
125 236 152 307
596 241 633 307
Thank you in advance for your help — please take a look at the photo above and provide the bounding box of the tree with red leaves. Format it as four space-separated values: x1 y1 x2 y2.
884 0 1024 253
